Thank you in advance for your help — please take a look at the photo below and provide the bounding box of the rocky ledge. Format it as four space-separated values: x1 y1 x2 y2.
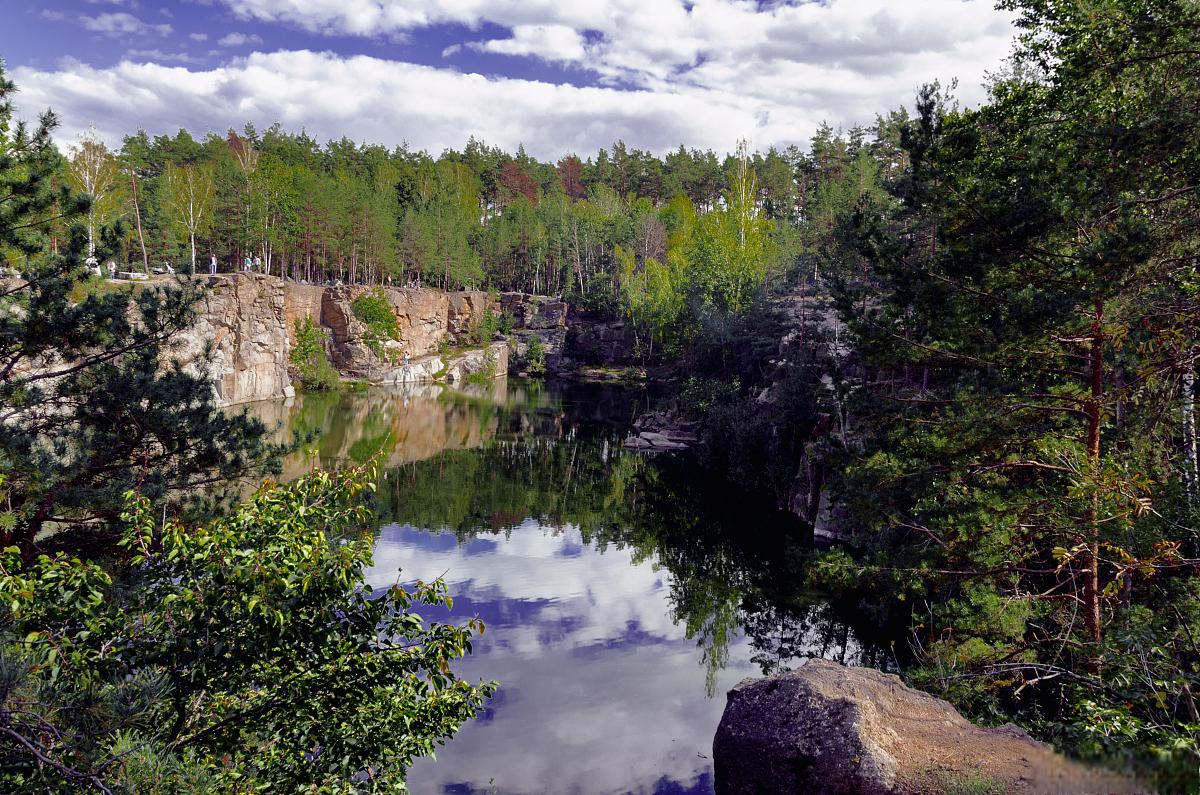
713 659 1143 795
623 409 698 453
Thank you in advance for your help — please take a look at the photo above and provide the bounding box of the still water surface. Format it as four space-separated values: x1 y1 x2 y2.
253 379 883 795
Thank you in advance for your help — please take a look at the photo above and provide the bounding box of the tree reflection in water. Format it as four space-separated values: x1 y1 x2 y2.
253 380 902 792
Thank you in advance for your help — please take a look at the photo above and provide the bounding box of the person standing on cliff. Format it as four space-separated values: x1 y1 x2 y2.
243 255 252 273
254 254 262 274
209 253 217 276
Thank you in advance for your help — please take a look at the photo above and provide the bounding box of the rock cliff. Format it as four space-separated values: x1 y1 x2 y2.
175 275 302 406
177 275 523 406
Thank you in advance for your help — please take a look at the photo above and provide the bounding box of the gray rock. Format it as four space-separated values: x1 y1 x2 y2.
713 658 1144 795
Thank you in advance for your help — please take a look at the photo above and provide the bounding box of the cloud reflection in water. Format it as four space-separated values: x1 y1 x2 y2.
366 519 757 795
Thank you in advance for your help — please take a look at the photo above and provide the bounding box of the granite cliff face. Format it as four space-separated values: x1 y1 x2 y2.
178 275 518 406
175 275 309 406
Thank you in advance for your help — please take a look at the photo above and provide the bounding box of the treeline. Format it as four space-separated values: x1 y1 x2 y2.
65 116 903 318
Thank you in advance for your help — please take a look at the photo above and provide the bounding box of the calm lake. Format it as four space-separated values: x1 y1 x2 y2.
250 379 886 795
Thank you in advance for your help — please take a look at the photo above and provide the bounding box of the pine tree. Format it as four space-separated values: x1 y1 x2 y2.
832 0 1200 769
0 63 280 556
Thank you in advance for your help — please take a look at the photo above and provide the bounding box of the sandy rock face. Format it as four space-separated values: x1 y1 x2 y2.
174 274 294 406
447 291 491 338
177 277 533 404
713 658 1144 795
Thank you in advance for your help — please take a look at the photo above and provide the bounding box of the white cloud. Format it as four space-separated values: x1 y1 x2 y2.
125 49 205 65
215 0 1015 99
11 50 832 158
14 0 1018 159
79 12 171 37
469 24 588 63
218 32 264 47
189 32 209 42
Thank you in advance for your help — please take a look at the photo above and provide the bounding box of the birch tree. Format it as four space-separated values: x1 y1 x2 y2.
162 162 214 272
66 127 120 259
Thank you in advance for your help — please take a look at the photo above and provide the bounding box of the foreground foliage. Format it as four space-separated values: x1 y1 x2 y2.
0 464 494 792
818 0 1200 785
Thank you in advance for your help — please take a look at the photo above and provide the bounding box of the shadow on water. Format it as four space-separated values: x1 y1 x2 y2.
250 380 898 795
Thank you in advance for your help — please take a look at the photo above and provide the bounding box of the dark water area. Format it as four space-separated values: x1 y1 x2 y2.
252 379 893 794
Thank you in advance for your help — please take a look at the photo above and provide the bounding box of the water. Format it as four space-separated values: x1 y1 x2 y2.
251 379 887 795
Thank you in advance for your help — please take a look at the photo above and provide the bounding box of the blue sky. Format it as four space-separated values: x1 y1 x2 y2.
1 0 1018 158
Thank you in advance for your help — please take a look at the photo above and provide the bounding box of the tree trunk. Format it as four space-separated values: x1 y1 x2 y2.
1083 298 1104 671
1184 354 1197 503
130 171 150 274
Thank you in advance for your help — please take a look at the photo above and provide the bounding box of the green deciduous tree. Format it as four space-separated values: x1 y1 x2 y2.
161 161 214 273
0 464 494 792
65 127 122 261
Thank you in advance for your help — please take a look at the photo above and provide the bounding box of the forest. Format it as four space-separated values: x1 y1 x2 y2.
3 0 1200 791
65 107 889 345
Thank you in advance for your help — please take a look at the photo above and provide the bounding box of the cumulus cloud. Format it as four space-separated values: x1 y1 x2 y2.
13 0 1017 159
189 32 208 42
468 24 588 63
79 12 171 37
217 32 264 47
215 0 1015 96
12 50 857 158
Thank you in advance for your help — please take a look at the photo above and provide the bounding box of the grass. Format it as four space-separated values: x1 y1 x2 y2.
921 769 1010 795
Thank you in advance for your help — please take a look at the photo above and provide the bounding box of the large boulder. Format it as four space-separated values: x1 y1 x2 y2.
713 659 1143 795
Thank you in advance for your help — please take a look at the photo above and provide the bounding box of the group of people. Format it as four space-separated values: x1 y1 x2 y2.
206 253 265 276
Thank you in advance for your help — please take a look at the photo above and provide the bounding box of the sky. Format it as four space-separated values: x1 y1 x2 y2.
1 0 1018 159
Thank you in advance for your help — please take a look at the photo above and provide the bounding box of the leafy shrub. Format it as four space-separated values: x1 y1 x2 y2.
525 337 547 375
351 290 400 359
473 307 499 345
497 310 514 335
0 465 495 792
289 317 340 391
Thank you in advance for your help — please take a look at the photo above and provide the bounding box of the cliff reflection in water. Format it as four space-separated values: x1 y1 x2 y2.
255 381 890 795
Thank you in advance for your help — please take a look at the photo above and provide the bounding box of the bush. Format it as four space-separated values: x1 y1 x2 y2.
289 317 340 391
351 290 400 359
0 465 495 792
525 337 547 375
473 307 499 345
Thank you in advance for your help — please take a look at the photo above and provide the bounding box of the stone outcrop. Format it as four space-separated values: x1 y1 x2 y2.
320 286 485 376
713 659 1143 795
564 318 638 366
377 342 508 387
623 410 698 453
180 275 526 406
500 292 568 330
447 291 491 337
175 274 298 406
